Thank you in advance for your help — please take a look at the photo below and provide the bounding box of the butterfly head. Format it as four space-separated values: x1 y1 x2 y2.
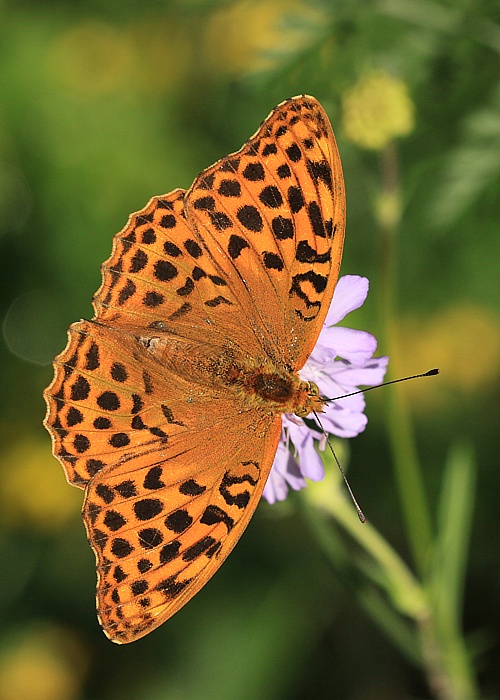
294 380 326 418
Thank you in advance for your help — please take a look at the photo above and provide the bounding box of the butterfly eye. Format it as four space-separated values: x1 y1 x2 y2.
294 405 311 418
294 381 323 417
307 381 320 397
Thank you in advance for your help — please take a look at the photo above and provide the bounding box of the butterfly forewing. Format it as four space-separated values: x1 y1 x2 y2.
186 95 345 369
91 189 262 357
44 95 345 643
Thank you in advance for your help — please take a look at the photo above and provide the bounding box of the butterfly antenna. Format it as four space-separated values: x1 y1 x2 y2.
313 410 366 523
313 369 440 523
323 368 439 403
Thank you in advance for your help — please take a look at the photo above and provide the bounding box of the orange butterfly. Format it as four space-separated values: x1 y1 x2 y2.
44 95 345 643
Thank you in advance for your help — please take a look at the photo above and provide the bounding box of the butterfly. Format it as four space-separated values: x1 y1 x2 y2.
44 95 345 643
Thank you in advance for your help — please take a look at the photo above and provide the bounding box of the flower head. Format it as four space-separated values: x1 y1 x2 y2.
341 71 414 151
263 275 388 504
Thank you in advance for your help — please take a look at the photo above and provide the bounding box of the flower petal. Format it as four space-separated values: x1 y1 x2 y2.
321 405 368 437
316 327 377 364
330 357 389 388
263 469 287 504
325 275 369 326
265 442 306 503
288 422 325 481
268 273 389 503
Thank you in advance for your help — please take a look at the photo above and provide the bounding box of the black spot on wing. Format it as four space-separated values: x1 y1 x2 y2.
295 240 331 264
307 159 333 190
228 235 249 259
201 505 234 532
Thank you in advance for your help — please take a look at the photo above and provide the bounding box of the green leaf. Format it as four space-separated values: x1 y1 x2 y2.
430 442 476 630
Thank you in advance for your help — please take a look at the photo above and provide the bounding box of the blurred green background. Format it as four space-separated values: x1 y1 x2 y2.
0 1 499 698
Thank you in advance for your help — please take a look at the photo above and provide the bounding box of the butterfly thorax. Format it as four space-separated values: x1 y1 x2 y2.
138 331 325 417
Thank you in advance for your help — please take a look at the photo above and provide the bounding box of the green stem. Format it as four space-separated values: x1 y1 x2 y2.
304 139 479 699
418 613 478 700
377 142 433 577
305 473 428 621
304 473 480 699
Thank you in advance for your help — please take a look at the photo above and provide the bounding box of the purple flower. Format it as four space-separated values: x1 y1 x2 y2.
263 275 388 504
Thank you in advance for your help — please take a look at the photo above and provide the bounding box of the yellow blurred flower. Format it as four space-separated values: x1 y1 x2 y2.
0 439 81 532
47 17 191 98
205 0 327 76
0 623 87 700
47 21 135 98
342 71 415 150
123 18 192 93
398 304 500 409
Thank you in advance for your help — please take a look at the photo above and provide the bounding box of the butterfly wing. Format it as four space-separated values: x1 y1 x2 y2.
91 188 264 358
44 95 345 643
46 319 280 643
185 95 345 370
86 413 279 644
46 94 344 494
90 95 345 369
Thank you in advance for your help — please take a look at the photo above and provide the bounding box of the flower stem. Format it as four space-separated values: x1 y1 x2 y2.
304 470 480 699
372 142 479 698
309 479 428 619
377 142 433 577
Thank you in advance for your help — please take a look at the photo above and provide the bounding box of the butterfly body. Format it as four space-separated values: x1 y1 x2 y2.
44 95 345 643
122 319 322 417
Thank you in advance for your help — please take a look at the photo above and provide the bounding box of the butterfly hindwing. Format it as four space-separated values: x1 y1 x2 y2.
84 409 280 643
